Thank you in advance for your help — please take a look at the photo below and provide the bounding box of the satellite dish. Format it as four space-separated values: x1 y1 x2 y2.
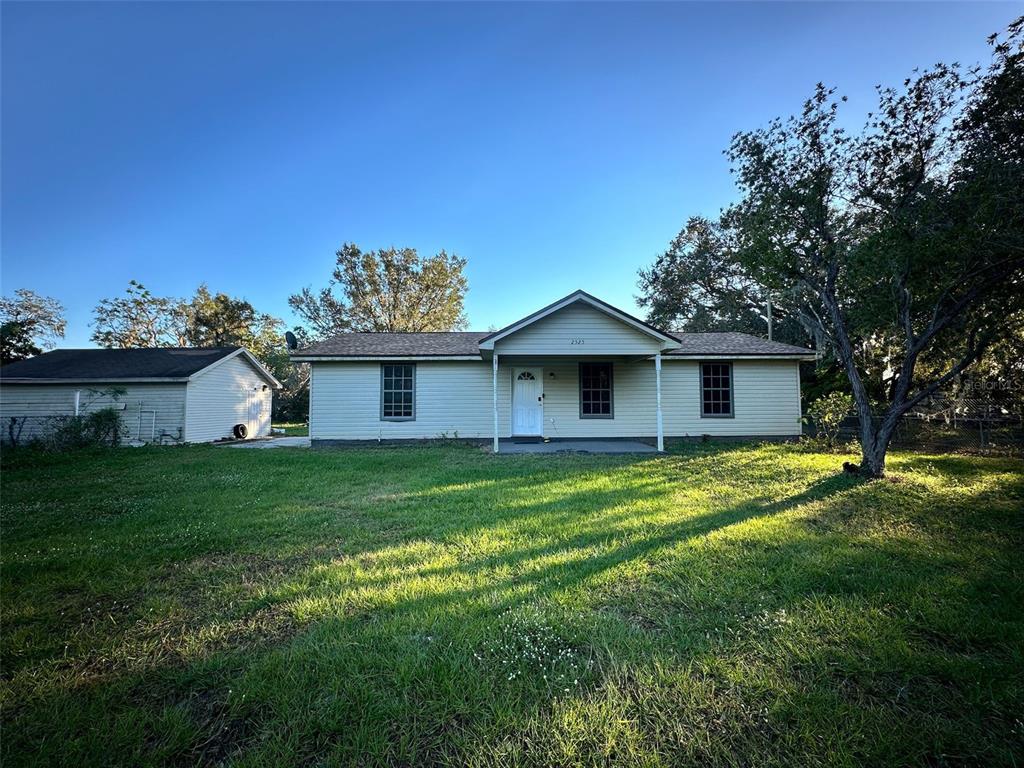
285 331 298 350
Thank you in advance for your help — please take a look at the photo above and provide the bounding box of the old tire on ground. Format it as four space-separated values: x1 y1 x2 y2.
233 423 248 440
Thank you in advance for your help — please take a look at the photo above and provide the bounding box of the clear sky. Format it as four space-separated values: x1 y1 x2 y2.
2 1 1019 346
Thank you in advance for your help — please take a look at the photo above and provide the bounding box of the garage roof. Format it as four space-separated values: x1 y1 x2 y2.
0 347 281 386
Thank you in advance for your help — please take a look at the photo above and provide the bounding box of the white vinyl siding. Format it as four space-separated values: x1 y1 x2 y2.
662 360 801 437
0 383 187 443
493 302 663 356
308 358 802 440
184 354 272 442
310 361 509 440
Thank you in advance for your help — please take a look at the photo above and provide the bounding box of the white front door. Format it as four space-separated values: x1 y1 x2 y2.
247 389 262 436
512 367 543 436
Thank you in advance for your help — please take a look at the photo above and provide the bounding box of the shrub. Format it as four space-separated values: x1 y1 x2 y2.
44 408 126 450
807 392 854 450
6 416 27 447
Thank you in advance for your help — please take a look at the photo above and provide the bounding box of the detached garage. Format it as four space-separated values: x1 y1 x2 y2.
0 347 281 444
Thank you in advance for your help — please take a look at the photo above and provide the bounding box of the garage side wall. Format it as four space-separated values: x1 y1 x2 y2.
0 383 187 444
184 355 272 442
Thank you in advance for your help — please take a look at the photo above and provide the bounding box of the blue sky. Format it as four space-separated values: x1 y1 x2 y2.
2 2 1018 346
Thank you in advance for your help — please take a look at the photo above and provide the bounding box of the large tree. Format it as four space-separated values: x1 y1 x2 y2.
182 285 284 355
637 216 815 348
289 244 468 337
91 281 187 348
642 18 1024 478
180 285 306 419
0 289 67 364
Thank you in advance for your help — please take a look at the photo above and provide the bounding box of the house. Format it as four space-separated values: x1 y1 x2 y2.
0 347 281 444
291 290 816 451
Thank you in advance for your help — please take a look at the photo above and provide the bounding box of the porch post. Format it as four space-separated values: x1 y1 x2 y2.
492 353 499 453
655 353 664 452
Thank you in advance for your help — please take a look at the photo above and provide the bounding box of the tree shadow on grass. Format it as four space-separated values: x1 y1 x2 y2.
6 446 1018 766
2 466 864 765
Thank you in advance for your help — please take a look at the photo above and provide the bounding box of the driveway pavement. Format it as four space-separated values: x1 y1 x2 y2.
224 436 311 449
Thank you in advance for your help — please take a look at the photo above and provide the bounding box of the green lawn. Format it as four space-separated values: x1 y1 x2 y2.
1 444 1022 767
273 422 309 436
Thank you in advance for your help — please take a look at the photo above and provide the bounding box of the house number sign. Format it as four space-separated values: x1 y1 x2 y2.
569 338 585 345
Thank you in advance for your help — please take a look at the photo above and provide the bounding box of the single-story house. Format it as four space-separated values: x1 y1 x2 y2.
0 347 281 444
291 290 817 451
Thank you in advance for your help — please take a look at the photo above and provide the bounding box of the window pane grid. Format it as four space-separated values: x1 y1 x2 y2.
701 363 732 417
579 362 613 418
381 364 415 419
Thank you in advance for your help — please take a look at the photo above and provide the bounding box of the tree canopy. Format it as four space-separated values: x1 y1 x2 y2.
0 289 67 364
90 282 306 420
182 285 285 360
289 244 468 338
637 216 811 347
639 17 1024 477
90 281 187 349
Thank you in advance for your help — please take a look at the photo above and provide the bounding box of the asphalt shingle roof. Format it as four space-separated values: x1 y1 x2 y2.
293 331 813 357
296 332 491 357
665 332 815 356
0 347 242 381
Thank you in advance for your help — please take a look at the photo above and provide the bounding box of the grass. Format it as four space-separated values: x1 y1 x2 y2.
272 422 308 436
1 443 1022 767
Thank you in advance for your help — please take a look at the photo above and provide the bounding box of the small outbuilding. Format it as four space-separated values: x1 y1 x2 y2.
0 347 281 445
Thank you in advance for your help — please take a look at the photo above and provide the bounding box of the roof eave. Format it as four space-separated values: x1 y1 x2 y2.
0 377 192 384
664 353 818 361
290 354 483 362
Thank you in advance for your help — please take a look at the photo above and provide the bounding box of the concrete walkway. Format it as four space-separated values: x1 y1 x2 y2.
221 437 655 453
494 439 658 455
224 436 311 449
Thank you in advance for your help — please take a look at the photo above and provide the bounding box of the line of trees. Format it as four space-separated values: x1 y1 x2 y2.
2 244 471 422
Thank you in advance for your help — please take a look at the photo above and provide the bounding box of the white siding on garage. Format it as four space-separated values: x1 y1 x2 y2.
0 383 187 443
184 354 273 443
493 302 664 356
308 358 802 441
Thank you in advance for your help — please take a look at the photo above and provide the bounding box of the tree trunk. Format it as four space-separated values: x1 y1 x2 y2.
859 432 888 478
858 413 900 479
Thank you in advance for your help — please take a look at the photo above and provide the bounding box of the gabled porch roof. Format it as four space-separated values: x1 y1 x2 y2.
477 290 679 351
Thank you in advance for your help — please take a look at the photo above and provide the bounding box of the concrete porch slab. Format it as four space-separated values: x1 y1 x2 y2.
223 436 311 449
494 439 658 454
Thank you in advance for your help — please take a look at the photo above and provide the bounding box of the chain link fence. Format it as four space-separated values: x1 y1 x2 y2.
805 394 1024 456
3 409 172 447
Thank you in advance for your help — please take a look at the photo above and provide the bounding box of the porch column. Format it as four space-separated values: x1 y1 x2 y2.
655 353 664 452
492 353 499 453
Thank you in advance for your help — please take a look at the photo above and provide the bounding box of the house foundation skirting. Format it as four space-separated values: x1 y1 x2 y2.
310 434 800 449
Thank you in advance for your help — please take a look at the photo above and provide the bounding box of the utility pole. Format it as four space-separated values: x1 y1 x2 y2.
766 295 773 341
